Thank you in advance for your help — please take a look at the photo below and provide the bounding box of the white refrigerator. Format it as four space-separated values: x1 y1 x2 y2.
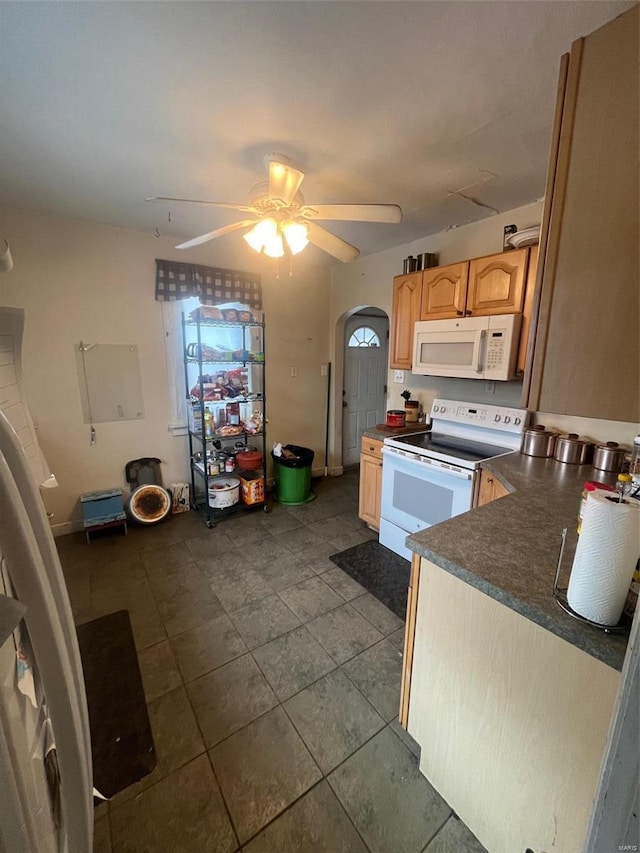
0 313 93 852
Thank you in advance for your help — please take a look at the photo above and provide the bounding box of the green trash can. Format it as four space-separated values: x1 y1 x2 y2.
271 445 317 505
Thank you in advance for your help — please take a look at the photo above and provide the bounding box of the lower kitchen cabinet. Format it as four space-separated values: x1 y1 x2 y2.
476 468 510 507
358 437 383 530
407 558 620 853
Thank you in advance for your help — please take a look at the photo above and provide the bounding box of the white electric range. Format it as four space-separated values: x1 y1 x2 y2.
379 398 529 560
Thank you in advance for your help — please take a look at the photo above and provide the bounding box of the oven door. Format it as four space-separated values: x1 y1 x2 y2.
380 447 475 557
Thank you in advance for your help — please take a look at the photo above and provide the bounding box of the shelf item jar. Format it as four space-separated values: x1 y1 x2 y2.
592 441 628 473
520 425 557 458
225 401 241 426
404 400 420 424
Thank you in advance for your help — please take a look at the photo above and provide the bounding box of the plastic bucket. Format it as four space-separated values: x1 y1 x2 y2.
271 445 316 505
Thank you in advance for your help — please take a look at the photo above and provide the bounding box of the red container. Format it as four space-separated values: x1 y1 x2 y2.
236 450 263 471
386 410 406 428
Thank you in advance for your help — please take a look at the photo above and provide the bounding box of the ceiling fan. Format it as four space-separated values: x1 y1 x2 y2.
146 153 402 262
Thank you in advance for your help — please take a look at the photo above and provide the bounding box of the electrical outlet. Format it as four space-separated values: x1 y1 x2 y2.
320 364 328 376
485 380 496 394
394 370 405 383
290 366 298 378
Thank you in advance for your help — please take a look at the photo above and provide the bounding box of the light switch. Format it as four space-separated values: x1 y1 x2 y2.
290 366 298 378
320 364 328 376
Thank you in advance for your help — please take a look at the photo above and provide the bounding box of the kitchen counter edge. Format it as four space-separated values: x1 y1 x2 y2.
406 453 628 671
361 424 430 441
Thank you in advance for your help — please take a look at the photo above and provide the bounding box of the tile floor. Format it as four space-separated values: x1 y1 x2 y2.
58 470 487 853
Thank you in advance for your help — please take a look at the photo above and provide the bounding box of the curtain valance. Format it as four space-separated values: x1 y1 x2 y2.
155 259 262 309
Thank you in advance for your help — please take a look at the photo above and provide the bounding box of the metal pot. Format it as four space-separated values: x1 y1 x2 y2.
520 425 557 458
554 433 594 465
592 441 628 473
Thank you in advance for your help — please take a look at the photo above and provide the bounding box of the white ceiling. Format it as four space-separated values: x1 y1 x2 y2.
0 1 632 269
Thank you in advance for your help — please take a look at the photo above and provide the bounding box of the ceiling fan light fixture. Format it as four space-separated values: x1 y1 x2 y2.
263 233 285 258
283 221 309 255
243 217 278 252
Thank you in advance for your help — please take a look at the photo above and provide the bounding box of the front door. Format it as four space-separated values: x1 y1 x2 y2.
342 313 388 466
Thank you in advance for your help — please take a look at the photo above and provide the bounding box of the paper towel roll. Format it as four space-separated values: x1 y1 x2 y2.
567 491 640 625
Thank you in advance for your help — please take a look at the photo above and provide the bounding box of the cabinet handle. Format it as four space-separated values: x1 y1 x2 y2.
379 462 383 467
487 477 493 484
465 309 472 316
456 310 464 316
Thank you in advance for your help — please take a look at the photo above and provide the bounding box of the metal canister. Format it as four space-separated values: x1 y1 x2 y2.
520 425 557 458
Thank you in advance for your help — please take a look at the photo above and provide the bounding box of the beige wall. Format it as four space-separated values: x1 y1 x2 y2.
0 206 330 532
328 201 639 468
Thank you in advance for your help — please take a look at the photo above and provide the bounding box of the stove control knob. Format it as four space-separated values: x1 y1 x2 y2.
433 404 439 413
514 417 521 425
440 406 446 414
494 414 501 422
504 416 511 424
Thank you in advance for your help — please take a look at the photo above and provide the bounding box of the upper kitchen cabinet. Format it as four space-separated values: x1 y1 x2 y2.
467 248 528 317
526 5 639 422
390 272 422 369
420 262 469 320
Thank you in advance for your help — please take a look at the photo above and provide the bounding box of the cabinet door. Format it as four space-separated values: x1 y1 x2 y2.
390 273 422 369
516 244 538 376
358 451 383 529
467 249 528 316
528 6 639 422
420 262 469 320
476 469 510 506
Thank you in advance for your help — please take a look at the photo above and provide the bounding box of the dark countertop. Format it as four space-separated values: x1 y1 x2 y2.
362 424 430 441
406 452 629 671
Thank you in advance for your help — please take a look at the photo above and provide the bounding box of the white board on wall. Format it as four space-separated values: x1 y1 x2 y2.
76 343 144 424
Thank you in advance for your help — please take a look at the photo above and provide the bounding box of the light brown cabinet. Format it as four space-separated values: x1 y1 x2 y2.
476 468 510 507
526 5 639 422
392 249 533 369
390 273 422 369
358 436 383 530
420 262 469 320
467 248 528 317
419 250 528 321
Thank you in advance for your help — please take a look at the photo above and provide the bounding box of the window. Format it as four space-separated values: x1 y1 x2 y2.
348 326 380 348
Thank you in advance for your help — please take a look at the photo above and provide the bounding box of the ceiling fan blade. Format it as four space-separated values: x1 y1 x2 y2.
299 203 402 223
305 222 360 263
268 159 305 207
146 196 254 212
175 220 255 250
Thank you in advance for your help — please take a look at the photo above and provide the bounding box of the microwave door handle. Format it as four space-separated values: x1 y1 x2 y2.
474 329 486 373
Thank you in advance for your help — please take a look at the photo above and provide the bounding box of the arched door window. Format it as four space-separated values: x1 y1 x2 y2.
348 326 380 348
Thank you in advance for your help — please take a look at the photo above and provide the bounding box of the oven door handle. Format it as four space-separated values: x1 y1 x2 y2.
383 447 474 481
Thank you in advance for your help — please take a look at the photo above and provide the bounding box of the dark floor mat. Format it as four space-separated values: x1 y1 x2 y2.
329 539 410 620
76 610 156 799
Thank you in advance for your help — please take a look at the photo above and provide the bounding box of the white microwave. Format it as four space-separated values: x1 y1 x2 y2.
412 314 522 380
